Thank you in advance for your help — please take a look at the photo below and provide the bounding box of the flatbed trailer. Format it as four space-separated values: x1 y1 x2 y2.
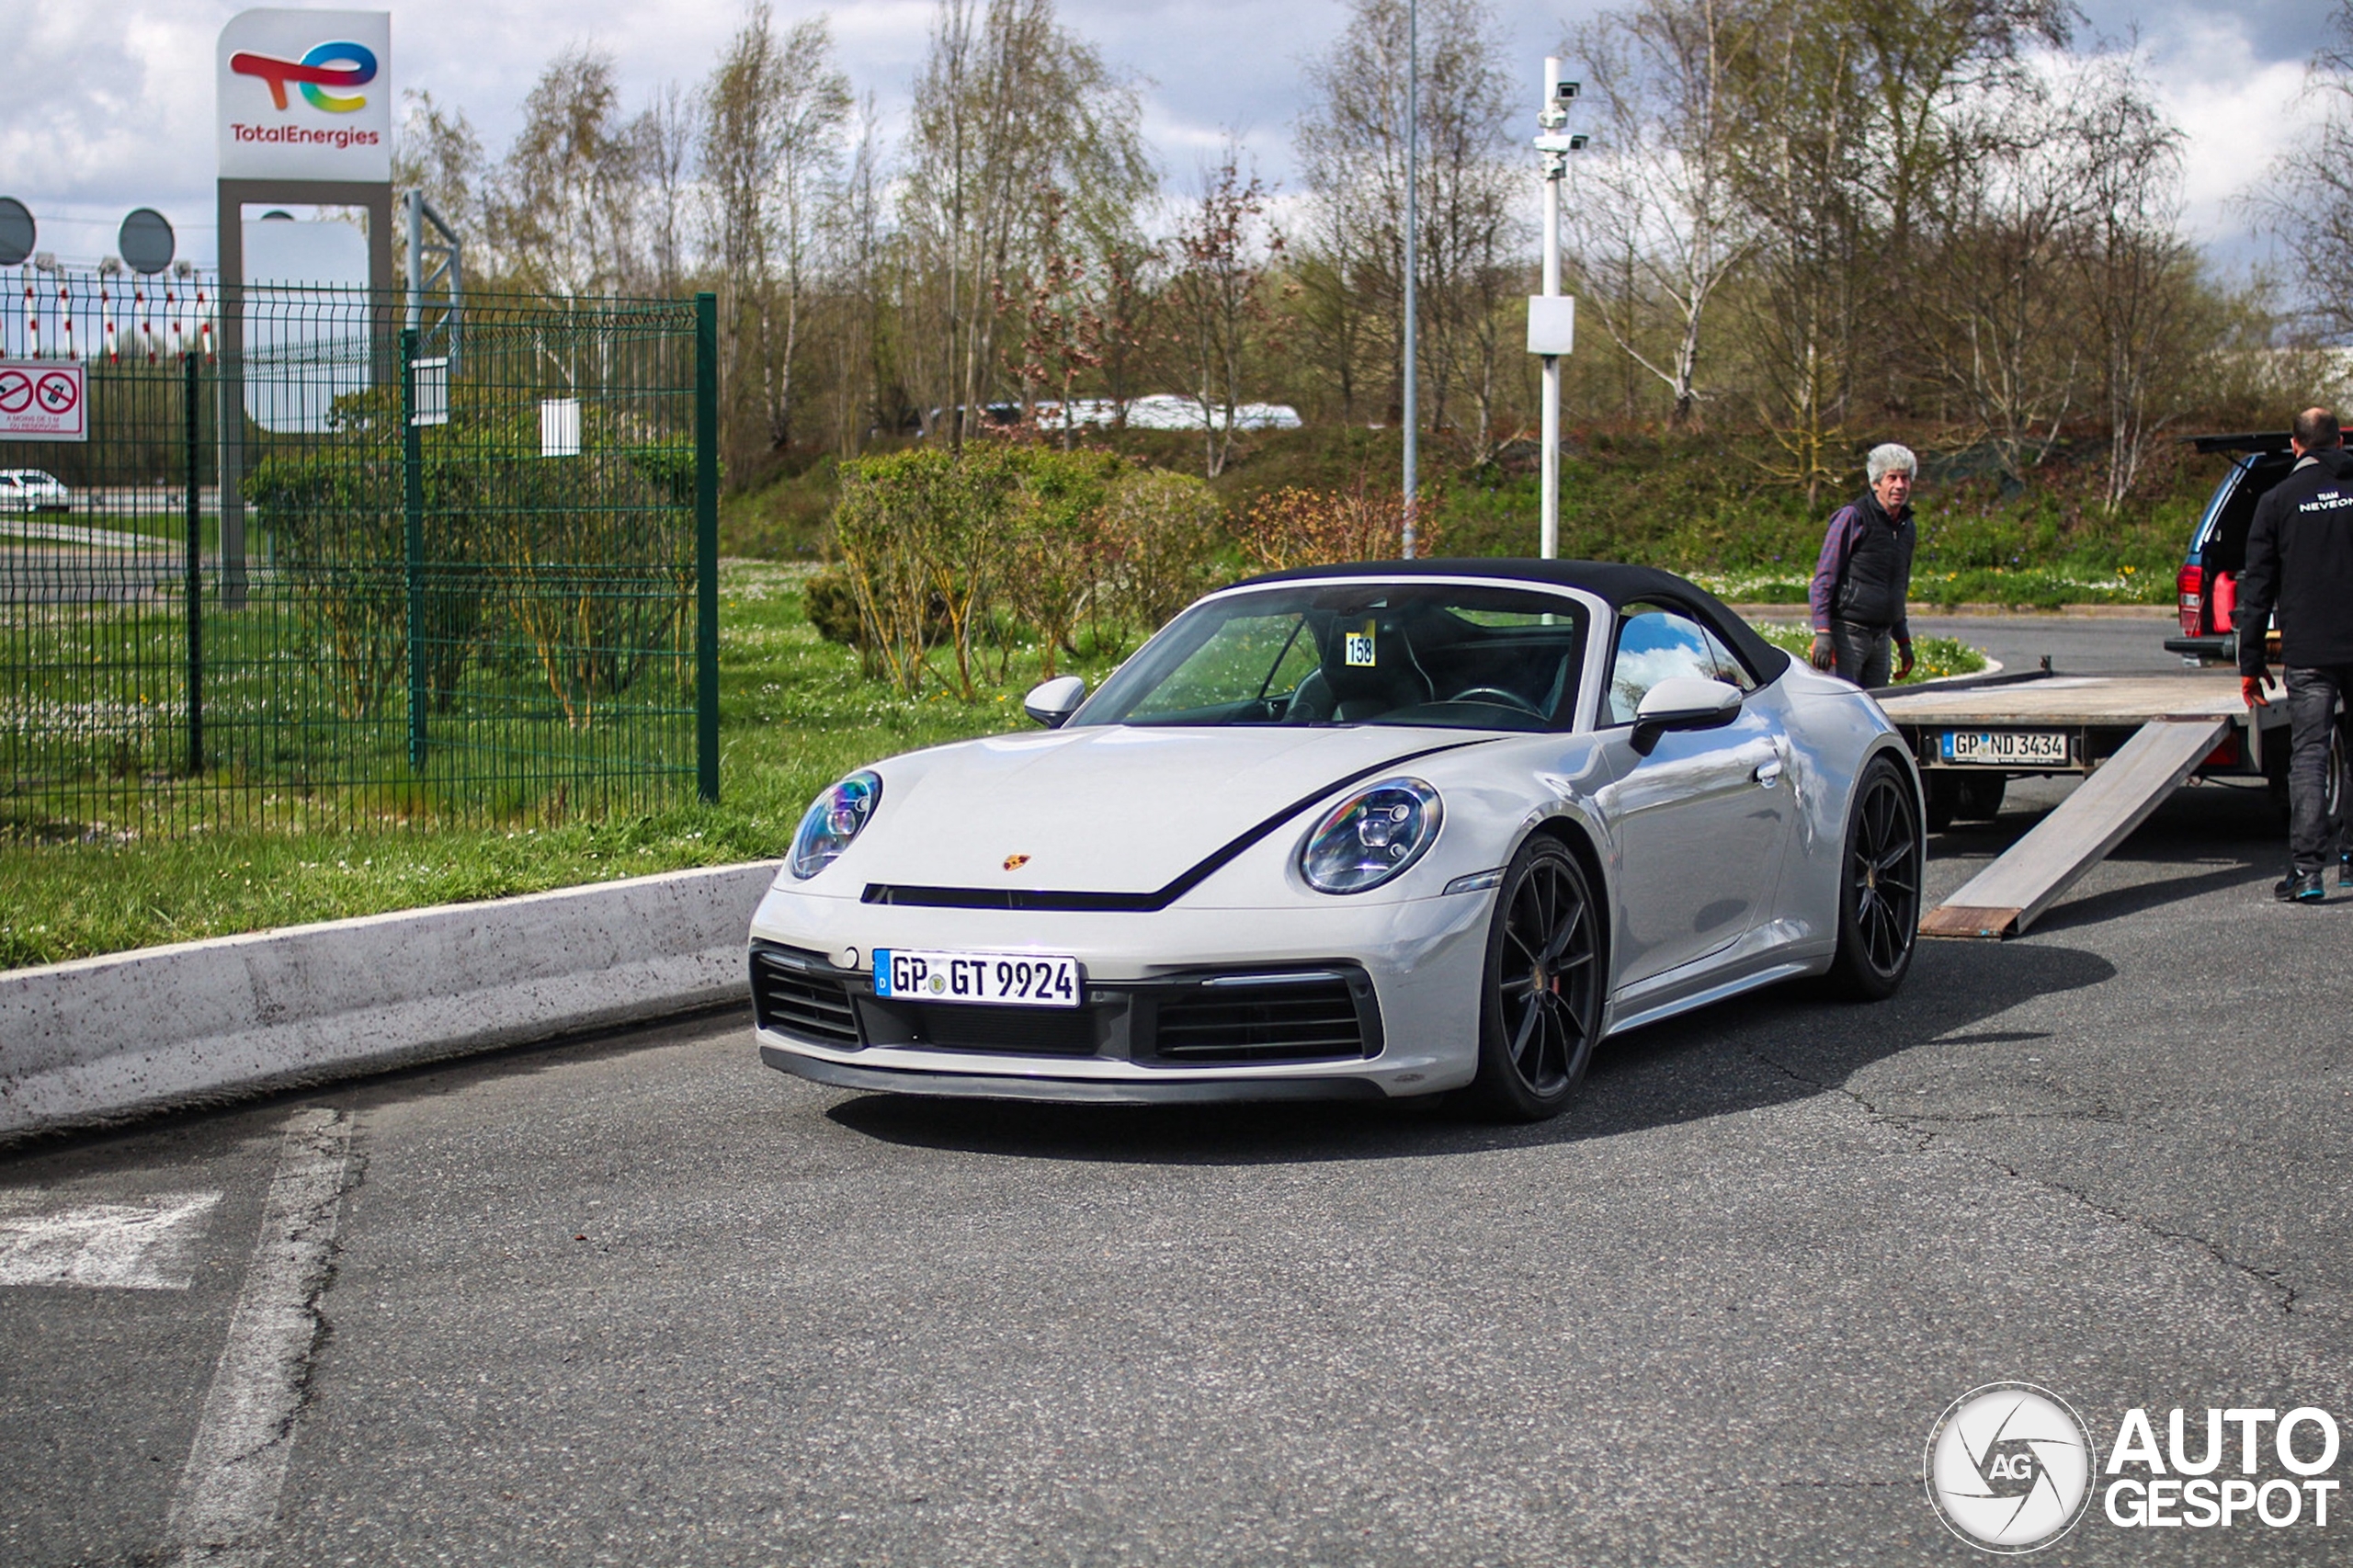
1872 669 2289 939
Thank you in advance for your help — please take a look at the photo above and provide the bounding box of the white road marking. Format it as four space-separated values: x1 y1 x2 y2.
0 1190 223 1290
162 1107 355 1568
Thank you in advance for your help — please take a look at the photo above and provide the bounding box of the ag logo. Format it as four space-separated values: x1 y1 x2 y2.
1925 1382 2096 1553
1344 623 1377 667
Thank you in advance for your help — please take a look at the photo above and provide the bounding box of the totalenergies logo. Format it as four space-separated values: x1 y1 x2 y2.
229 40 378 113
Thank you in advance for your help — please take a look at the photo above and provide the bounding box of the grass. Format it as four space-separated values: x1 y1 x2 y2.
1749 622 1990 682
0 562 1134 971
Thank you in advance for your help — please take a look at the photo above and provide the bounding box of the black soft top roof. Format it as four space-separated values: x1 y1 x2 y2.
1227 557 1793 682
2184 428 2353 455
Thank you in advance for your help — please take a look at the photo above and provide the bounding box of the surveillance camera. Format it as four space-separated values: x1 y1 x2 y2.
1556 80 1581 101
1569 133 1590 151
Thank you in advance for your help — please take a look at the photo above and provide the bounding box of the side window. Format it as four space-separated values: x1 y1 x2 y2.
1607 606 1720 724
1701 626 1756 692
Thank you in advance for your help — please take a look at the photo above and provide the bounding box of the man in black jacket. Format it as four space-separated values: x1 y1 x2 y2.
2237 406 2353 902
1809 443 1918 687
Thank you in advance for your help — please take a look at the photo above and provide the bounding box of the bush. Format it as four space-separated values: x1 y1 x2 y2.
1098 469 1228 636
997 449 1122 678
831 449 1017 696
825 448 1235 694
244 396 693 729
1238 476 1438 571
803 566 868 649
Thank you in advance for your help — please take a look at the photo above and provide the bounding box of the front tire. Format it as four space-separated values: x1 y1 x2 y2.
1465 837 1605 1121
1825 755 1923 999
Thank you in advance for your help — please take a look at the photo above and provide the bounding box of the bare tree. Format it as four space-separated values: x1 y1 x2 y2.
901 0 1153 445
998 187 1105 446
1167 151 1283 476
1092 239 1161 427
1911 82 2086 482
2063 54 2194 511
1563 0 1759 426
2252 1 2353 340
494 48 645 297
393 88 488 249
699 4 852 465
817 95 891 458
635 82 700 295
1295 0 1520 454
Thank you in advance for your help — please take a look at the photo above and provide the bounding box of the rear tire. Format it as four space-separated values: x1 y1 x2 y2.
1825 756 1923 1000
1465 837 1606 1121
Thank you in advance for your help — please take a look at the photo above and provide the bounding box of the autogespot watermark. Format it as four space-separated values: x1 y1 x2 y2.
1926 1385 2345 1552
1925 1384 2096 1552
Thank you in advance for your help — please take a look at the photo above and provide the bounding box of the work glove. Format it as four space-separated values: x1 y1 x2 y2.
1809 633 1836 672
1895 640 1915 682
2242 670 2275 709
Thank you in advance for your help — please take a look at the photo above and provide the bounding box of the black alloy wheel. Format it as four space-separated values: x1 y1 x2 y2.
1827 756 1922 999
1468 837 1605 1120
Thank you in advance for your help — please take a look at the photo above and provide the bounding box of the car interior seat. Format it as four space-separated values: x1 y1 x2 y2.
1307 612 1434 722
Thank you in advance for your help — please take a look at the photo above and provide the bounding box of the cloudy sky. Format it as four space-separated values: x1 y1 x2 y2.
0 0 2332 269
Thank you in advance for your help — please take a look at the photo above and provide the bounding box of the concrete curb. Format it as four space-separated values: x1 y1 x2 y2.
0 859 779 1142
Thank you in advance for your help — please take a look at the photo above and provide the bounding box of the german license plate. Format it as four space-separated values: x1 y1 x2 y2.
871 949 1081 1006
1940 730 2069 766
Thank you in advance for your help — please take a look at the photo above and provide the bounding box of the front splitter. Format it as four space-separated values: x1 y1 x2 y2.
760 1045 1391 1105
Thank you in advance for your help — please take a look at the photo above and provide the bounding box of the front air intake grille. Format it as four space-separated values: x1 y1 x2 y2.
749 945 861 1047
857 996 1105 1056
1142 971 1378 1063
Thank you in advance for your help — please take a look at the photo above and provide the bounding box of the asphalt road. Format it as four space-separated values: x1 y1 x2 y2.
6 615 2347 1568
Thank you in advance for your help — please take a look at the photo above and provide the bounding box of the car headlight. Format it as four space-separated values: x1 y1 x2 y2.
1300 778 1442 894
789 770 882 880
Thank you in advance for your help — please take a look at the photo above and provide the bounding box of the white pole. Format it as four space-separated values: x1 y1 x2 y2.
1540 57 1563 562
404 189 422 335
1402 0 1418 561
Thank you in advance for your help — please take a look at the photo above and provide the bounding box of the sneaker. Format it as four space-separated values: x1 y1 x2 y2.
2276 870 2328 903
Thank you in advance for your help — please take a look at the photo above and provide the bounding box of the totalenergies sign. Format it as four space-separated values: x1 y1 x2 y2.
217 10 392 182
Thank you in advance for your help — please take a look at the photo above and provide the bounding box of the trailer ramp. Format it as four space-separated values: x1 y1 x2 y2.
1917 717 2229 938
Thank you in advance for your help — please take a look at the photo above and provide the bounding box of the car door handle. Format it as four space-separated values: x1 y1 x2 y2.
1753 758 1783 788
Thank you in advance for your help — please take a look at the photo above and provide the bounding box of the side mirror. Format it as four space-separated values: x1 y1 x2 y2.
1023 674 1087 729
1630 676 1742 756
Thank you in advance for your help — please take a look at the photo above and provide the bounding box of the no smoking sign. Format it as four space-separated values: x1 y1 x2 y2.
0 361 89 441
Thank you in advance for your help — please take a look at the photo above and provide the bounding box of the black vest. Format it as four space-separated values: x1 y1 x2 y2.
1833 494 1916 630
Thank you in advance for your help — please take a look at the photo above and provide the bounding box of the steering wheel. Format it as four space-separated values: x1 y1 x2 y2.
1450 686 1547 718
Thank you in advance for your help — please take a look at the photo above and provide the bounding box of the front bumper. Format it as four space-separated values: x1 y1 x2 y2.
761 1047 1392 1105
746 882 1493 1101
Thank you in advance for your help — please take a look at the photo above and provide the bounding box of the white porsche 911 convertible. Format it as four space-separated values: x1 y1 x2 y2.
748 560 1924 1120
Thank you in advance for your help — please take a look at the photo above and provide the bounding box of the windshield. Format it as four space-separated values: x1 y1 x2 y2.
1075 582 1590 732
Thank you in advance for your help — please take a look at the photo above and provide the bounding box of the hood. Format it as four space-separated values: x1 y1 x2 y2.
845 724 1485 899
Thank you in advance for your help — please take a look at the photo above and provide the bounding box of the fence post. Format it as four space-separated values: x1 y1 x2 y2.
184 349 203 777
695 291 720 803
401 325 426 770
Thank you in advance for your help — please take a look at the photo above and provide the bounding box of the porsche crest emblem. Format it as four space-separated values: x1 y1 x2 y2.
1003 854 1031 871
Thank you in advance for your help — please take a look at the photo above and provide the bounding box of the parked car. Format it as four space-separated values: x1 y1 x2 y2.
748 560 1925 1121
0 469 72 513
2163 428 2353 662
2165 428 2345 815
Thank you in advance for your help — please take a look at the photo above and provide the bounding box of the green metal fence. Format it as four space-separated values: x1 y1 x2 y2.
1 288 718 838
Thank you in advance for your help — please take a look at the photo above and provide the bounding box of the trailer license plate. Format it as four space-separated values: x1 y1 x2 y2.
872 949 1081 1006
1940 731 2069 766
